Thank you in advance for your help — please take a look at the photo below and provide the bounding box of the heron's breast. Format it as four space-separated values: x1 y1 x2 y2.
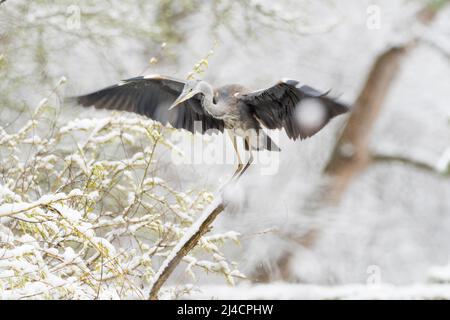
222 113 240 128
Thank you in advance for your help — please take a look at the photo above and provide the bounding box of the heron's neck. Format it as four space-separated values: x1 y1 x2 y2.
201 92 226 118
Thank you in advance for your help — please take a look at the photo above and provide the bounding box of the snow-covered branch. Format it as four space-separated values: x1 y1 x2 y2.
149 197 227 300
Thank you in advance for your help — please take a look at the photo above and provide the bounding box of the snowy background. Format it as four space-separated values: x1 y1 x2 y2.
1 0 450 299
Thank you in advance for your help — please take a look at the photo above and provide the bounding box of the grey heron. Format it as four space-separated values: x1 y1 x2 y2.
74 74 349 179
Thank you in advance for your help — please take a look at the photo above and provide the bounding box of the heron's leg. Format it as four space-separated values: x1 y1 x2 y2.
236 137 254 179
228 131 244 180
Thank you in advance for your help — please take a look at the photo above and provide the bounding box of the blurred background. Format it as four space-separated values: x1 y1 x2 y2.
1 0 450 299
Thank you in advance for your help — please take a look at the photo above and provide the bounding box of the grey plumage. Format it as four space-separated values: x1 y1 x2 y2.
76 75 224 134
73 74 349 179
240 80 348 140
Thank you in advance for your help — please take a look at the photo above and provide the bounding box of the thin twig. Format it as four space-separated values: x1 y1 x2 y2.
371 153 442 174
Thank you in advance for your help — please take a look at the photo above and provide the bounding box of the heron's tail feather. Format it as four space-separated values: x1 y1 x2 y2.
245 130 281 152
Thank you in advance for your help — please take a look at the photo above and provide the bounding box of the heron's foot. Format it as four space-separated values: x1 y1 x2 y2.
235 165 249 180
231 164 244 180
235 156 254 180
218 164 244 192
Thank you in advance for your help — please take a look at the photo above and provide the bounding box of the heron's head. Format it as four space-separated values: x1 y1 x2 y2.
169 80 211 110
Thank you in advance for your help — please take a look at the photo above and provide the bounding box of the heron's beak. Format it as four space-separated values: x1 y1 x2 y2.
169 90 198 110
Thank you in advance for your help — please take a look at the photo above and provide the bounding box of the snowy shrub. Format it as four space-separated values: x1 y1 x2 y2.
0 84 243 299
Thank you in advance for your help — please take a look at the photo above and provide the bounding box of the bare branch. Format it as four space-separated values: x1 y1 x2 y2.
323 46 411 202
423 38 450 62
322 3 447 204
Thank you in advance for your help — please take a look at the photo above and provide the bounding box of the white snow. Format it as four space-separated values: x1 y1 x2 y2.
436 147 450 173
181 283 450 300
0 191 83 217
295 99 327 132
428 264 450 284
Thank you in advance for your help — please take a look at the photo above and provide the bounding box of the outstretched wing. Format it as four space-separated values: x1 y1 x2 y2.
73 75 224 134
239 79 349 140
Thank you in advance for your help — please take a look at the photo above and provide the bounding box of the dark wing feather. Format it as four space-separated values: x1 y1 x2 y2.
74 75 224 134
239 80 349 140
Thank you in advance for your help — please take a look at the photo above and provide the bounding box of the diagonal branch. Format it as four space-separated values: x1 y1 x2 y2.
323 45 411 202
148 194 226 300
322 3 446 204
